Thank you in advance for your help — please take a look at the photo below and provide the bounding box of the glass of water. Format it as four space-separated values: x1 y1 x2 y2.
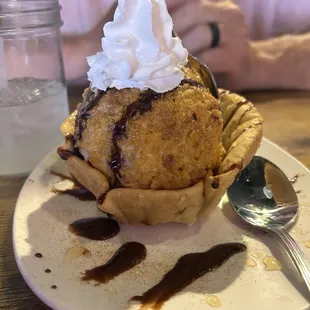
0 0 69 176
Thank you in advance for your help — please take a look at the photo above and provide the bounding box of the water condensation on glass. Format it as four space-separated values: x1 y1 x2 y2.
0 78 69 176
0 1 68 176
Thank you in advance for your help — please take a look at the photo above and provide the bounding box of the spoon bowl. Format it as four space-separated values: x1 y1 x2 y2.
228 156 298 230
227 156 310 291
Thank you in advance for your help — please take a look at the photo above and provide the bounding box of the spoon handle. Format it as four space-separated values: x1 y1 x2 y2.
271 228 310 291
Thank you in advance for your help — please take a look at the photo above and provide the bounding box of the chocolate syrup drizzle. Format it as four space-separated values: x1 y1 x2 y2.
82 242 146 284
51 170 96 201
109 91 160 178
69 218 120 241
73 79 206 183
108 81 207 181
52 186 96 201
131 243 246 309
75 88 104 141
181 78 204 88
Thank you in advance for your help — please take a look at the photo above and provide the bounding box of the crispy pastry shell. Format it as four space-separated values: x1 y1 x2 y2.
60 89 263 225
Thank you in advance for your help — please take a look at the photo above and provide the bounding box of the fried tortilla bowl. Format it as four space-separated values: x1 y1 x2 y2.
59 88 263 225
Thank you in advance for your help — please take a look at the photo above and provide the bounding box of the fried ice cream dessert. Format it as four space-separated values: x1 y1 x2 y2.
58 0 263 225
74 69 223 191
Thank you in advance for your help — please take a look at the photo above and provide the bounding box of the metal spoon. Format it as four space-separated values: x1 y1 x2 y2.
187 54 219 99
227 156 310 291
172 30 219 99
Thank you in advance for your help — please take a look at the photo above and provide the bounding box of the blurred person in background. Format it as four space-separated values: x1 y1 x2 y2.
60 0 310 91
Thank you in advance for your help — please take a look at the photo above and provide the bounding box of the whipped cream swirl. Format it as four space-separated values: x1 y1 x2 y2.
87 0 188 93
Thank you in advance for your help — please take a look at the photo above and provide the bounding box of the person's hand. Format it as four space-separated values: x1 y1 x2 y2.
167 0 251 90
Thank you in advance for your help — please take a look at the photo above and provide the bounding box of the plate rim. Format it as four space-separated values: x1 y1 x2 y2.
12 137 310 310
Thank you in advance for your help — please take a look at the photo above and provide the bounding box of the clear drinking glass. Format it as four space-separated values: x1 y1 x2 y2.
0 0 69 176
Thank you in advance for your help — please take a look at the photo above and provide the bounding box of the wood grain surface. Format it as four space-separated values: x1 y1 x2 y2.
0 88 310 310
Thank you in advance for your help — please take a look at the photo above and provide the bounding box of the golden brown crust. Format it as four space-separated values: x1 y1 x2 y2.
60 110 77 138
75 73 223 190
77 88 141 184
59 89 263 225
183 67 205 84
119 85 223 190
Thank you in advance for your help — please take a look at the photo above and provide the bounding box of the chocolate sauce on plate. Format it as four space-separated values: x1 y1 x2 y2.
51 171 96 201
131 243 246 309
50 170 75 182
69 218 120 241
82 242 147 284
35 253 43 258
52 186 96 201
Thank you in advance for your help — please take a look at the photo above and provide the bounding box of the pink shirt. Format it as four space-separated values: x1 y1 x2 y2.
59 0 310 40
235 0 310 39
59 0 115 35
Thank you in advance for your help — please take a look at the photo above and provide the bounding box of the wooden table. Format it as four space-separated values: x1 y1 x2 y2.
1 89 310 309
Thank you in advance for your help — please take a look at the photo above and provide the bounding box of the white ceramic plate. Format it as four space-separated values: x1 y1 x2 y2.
13 138 310 310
